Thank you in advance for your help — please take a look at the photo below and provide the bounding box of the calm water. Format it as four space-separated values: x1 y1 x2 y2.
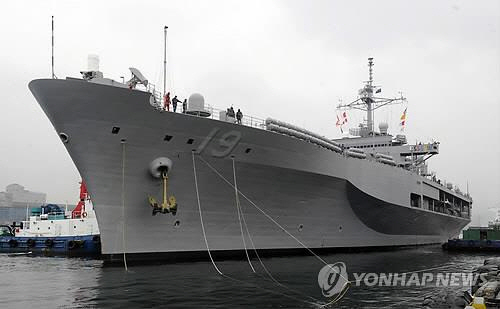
0 245 495 308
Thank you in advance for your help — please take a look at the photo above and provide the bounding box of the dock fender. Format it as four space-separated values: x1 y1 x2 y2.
27 239 36 248
68 240 78 250
8 239 18 248
45 239 54 248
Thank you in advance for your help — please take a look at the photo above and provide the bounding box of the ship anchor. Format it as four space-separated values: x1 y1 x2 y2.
148 171 177 215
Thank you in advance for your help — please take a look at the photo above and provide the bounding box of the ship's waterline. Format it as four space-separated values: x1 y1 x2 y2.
28 76 470 263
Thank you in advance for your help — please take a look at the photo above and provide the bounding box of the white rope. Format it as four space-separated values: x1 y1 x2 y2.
220 271 321 307
192 151 223 275
238 190 323 304
199 156 339 268
232 158 255 273
121 141 128 271
193 153 333 307
197 155 351 305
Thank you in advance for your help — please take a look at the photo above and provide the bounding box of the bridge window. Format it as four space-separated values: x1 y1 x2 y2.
410 193 421 207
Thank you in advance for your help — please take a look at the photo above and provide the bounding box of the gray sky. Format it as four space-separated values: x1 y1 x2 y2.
0 0 499 225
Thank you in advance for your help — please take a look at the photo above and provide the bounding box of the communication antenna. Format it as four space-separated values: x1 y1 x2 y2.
51 16 56 79
163 26 168 97
337 57 406 135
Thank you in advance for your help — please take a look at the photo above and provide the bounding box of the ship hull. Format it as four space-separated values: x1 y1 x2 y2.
29 78 470 262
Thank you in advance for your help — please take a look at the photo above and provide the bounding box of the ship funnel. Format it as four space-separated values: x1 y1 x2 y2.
87 54 100 71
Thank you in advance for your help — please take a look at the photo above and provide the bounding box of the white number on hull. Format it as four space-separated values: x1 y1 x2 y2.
195 128 241 158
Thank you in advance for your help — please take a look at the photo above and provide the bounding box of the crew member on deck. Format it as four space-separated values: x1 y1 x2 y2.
227 106 235 118
163 92 171 111
236 109 243 124
182 99 187 113
172 95 181 113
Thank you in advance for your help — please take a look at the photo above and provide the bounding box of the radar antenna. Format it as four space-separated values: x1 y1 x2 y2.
337 58 407 135
127 67 149 89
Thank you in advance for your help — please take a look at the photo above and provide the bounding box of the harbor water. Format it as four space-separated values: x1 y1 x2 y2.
0 245 496 308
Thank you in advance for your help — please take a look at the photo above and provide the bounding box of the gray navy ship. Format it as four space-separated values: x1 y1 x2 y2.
29 57 472 263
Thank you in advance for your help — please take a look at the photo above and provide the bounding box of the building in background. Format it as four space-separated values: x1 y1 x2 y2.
0 184 47 224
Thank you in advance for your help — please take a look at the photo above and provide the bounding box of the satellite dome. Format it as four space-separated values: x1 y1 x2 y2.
188 93 205 107
379 122 389 135
186 93 210 117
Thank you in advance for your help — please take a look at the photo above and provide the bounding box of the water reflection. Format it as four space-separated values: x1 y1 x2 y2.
0 245 495 308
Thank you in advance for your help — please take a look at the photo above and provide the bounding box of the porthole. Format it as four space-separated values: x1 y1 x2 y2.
164 135 173 141
174 220 180 227
111 126 120 134
298 224 304 232
245 148 252 153
187 138 194 144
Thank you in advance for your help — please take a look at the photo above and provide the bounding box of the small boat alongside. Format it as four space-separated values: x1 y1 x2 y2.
0 182 100 257
444 209 500 252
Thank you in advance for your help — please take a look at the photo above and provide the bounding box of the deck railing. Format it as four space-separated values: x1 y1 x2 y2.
204 105 267 130
145 85 267 130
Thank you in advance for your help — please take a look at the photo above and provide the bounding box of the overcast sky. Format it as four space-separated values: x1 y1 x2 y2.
0 0 498 225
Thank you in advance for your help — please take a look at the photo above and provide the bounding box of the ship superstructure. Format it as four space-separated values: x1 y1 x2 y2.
28 56 471 263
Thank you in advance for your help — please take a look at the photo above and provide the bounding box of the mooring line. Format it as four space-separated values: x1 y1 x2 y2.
232 158 328 304
234 164 323 304
221 272 321 307
397 261 472 276
192 151 223 275
240 209 324 304
231 158 255 273
197 156 348 273
121 140 128 271
198 155 350 306
193 153 325 307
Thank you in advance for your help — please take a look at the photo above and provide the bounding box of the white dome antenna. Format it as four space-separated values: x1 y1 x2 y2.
186 93 211 117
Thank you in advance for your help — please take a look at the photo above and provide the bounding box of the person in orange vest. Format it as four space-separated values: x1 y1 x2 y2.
164 92 171 111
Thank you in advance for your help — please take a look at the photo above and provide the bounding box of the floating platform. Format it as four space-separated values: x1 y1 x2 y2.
443 239 500 251
0 235 101 257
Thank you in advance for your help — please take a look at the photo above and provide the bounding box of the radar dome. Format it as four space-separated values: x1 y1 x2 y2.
187 93 211 117
188 93 205 109
379 122 389 135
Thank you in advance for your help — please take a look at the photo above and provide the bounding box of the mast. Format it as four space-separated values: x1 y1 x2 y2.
337 57 406 136
163 26 168 97
51 16 55 79
366 57 374 133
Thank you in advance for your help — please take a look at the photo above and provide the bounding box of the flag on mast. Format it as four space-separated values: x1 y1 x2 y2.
336 111 348 133
399 108 407 131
